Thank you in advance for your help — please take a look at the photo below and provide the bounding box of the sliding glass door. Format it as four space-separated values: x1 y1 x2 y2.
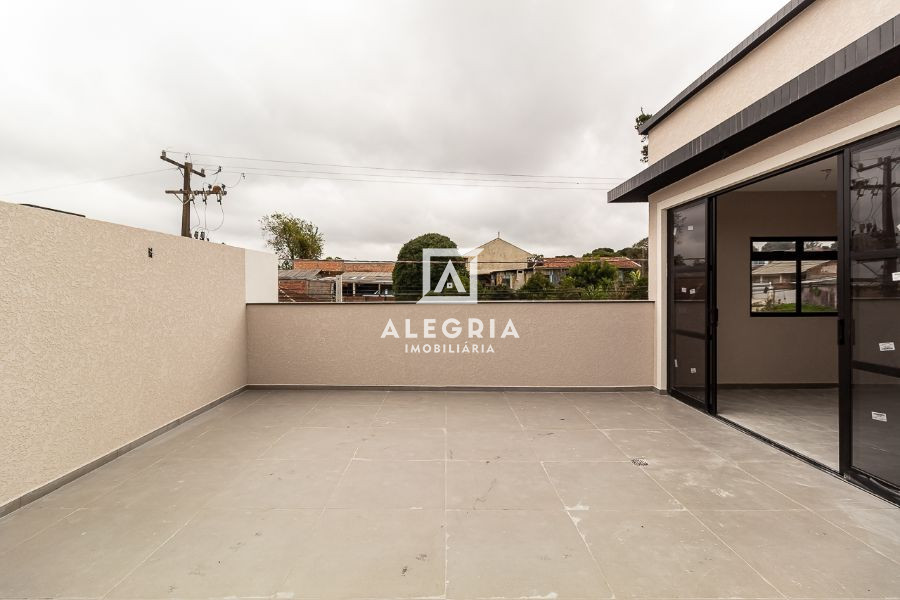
668 198 714 411
846 131 900 493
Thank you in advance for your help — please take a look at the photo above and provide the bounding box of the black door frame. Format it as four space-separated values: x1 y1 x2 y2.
839 128 900 505
665 131 900 506
666 196 716 414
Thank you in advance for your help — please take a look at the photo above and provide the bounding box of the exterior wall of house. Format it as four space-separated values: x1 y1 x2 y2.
247 302 654 388
716 191 838 385
468 238 532 285
647 0 900 162
0 202 249 508
647 75 900 389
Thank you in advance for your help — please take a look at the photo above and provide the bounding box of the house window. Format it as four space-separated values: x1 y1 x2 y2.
750 237 838 315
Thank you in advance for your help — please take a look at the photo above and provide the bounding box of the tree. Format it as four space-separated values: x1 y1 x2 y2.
516 272 553 300
583 247 617 258
260 213 324 268
393 233 467 301
566 260 618 288
635 108 653 163
617 237 648 260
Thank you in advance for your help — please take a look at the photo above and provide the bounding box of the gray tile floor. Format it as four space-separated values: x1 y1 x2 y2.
1 389 899 599
718 387 839 469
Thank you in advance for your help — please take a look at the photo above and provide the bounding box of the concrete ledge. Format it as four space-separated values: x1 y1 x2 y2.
0 385 247 519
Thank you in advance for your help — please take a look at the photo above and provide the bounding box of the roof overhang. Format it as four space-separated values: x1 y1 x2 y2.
610 16 900 203
638 0 814 135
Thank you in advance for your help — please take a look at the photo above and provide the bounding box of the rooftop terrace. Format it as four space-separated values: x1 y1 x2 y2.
1 389 898 599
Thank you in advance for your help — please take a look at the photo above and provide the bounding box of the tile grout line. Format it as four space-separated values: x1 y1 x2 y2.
510 395 617 599
624 410 790 599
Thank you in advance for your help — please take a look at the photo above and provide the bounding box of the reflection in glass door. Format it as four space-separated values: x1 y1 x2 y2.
668 198 712 409
848 130 900 492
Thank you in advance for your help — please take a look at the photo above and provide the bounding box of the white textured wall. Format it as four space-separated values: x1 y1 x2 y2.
247 302 654 388
244 249 278 303
0 202 248 506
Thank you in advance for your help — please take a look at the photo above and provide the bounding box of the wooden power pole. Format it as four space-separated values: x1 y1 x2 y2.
160 151 207 237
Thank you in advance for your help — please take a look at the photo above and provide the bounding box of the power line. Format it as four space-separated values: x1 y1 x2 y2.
196 162 616 187
166 149 624 181
0 168 177 196
218 170 614 191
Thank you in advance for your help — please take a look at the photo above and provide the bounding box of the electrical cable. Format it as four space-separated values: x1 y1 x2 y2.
165 149 624 181
0 168 177 196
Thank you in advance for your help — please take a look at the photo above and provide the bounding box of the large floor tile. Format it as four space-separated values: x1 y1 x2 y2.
576 399 673 430
263 427 367 460
545 461 681 510
228 400 317 428
696 509 900 598
447 428 536 461
283 508 445 599
356 427 445 460
205 459 347 509
680 424 795 463
575 510 780 598
604 428 712 461
645 458 803 510
817 507 900 563
447 509 611 599
511 404 596 430
300 403 381 428
739 460 893 510
0 506 74 555
329 459 444 509
446 402 522 430
374 401 446 428
0 507 188 598
108 508 319 599
86 457 247 515
447 460 563 510
529 429 627 461
172 424 288 459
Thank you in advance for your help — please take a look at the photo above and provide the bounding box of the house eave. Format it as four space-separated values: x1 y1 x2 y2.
610 16 900 204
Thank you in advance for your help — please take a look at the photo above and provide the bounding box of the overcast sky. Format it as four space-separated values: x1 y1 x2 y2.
0 0 786 259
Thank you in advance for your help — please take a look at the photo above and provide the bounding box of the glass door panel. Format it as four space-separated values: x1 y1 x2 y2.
848 132 900 490
669 199 710 407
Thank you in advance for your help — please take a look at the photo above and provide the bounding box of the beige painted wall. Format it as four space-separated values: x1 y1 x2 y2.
648 0 900 162
0 202 248 506
247 302 654 388
716 191 838 384
647 76 900 388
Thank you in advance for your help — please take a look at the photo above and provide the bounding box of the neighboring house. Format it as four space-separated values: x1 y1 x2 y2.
465 236 533 290
533 256 642 284
287 259 395 302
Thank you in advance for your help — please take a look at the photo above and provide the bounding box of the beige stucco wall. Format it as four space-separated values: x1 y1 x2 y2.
716 191 838 385
647 75 900 388
247 302 654 388
0 202 248 506
648 0 900 162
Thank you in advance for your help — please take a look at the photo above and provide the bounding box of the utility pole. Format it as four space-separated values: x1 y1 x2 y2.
160 150 207 237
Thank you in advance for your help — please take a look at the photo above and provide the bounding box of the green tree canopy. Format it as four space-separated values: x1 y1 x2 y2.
393 233 467 301
566 260 618 288
260 213 324 267
583 247 617 258
516 272 553 300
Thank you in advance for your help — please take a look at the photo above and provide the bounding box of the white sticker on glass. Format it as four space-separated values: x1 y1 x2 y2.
681 287 687 293
879 342 895 352
893 272 900 282
872 412 887 422
674 359 678 368
689 288 696 295
687 225 694 231
689 367 697 374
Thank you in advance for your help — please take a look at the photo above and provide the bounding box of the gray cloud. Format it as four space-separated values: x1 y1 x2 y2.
0 0 785 259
